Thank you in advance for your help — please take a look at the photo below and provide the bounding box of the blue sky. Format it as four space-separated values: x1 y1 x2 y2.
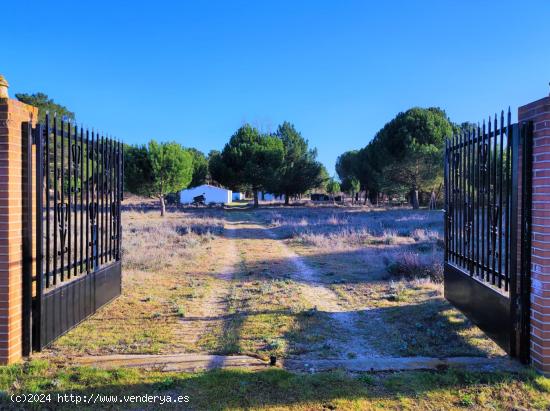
4 1 550 174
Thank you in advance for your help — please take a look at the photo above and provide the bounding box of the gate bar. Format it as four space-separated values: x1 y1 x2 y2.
508 122 520 357
107 138 114 260
52 116 58 287
72 123 77 278
22 122 33 356
45 116 51 290
60 119 65 283
496 113 501 287
444 140 448 262
489 117 494 282
80 126 84 274
476 124 481 278
33 123 44 353
505 111 512 291
85 129 89 272
67 122 72 280
498 111 504 289
100 134 104 265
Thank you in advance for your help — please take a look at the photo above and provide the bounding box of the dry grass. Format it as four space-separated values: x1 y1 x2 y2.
16 200 550 409
196 216 335 359
46 207 226 356
258 206 505 358
44 203 505 361
123 210 224 271
384 249 444 282
263 208 442 239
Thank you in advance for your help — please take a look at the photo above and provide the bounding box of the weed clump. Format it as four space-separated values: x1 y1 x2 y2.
385 251 443 283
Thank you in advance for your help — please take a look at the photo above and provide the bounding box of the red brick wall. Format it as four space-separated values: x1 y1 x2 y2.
519 95 550 374
0 98 37 364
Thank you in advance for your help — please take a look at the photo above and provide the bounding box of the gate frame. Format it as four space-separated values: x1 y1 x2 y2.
443 119 533 363
21 115 123 354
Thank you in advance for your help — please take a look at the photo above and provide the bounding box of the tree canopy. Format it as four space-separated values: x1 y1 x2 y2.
187 148 209 188
326 178 341 201
271 122 325 204
341 176 360 200
15 92 75 123
210 124 284 207
125 140 193 215
316 165 330 192
336 107 453 208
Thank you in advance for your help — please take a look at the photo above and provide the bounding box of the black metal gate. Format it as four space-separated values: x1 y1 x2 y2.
23 115 124 353
444 110 532 362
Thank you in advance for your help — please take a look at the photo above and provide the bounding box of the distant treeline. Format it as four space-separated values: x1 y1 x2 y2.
16 92 330 213
124 122 329 211
18 92 473 213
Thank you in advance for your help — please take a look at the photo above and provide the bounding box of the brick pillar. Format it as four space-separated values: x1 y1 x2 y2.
519 94 550 374
0 78 38 364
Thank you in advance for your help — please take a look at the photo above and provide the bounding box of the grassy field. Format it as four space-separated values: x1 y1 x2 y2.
0 359 549 410
1 198 548 410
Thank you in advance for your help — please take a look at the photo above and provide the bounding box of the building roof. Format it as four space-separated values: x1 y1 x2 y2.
181 184 230 192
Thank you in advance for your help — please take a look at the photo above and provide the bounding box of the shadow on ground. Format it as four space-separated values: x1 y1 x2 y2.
1 364 545 410
204 299 493 367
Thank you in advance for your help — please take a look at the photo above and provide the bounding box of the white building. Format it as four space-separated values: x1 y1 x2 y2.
180 184 232 205
259 192 285 201
232 192 245 201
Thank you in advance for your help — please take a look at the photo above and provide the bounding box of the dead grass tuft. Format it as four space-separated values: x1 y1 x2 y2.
123 210 224 271
260 208 443 250
385 250 444 283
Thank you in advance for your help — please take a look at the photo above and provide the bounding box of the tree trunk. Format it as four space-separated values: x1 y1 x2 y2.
253 190 259 208
369 190 376 205
285 194 290 206
160 195 166 216
364 190 369 205
411 187 419 209
429 190 436 210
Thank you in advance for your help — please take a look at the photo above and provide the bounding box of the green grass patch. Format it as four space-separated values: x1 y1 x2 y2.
0 361 548 410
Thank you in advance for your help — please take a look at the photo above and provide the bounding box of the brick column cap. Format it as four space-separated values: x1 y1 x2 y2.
0 75 8 99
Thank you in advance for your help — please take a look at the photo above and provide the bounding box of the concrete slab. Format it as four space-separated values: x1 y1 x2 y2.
73 353 269 372
72 353 526 374
283 356 526 373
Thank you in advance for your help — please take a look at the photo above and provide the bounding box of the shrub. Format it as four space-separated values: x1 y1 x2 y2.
386 251 443 283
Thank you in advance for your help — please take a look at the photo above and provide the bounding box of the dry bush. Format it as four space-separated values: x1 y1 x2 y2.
411 228 440 242
122 210 224 271
261 208 443 250
295 228 372 250
384 250 443 283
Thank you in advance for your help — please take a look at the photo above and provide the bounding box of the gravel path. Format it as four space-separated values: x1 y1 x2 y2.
175 220 239 348
264 226 381 360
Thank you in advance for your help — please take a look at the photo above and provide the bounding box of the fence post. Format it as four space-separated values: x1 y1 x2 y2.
0 75 38 364
519 92 550 375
